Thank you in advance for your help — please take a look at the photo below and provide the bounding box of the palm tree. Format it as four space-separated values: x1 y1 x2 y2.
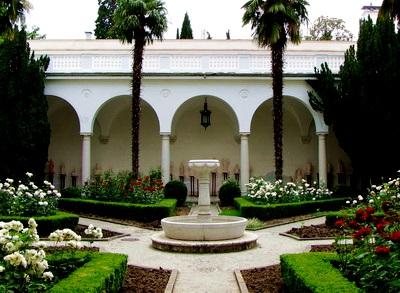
242 0 308 180
113 0 167 179
0 0 31 37
379 0 400 23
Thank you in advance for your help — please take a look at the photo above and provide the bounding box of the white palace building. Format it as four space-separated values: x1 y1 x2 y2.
29 39 354 194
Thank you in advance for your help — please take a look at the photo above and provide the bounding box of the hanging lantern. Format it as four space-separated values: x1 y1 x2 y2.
200 98 211 129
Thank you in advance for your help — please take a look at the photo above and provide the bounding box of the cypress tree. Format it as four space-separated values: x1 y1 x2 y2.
180 12 193 39
0 30 50 181
176 28 180 39
309 17 400 188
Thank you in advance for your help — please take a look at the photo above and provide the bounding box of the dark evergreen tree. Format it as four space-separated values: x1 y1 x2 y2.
95 0 118 39
309 17 400 188
176 28 180 39
0 30 50 181
180 12 193 39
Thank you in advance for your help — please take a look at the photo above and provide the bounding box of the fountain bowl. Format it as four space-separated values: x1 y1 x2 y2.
161 215 247 241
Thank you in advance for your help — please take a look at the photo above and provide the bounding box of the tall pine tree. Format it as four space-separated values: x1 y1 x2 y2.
309 17 400 188
180 12 193 39
0 30 50 181
95 0 118 39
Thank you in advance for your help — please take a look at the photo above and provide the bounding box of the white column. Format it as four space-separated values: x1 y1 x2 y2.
318 133 328 186
161 134 170 185
240 133 250 195
81 134 91 185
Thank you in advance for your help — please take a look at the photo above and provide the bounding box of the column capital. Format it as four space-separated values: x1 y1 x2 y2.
239 132 250 138
316 131 328 136
80 132 93 137
160 132 171 136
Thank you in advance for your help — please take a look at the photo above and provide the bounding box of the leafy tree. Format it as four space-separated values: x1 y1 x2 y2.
0 0 31 39
94 0 118 39
180 12 193 39
26 25 45 39
243 0 309 180
379 0 400 23
112 0 167 179
308 17 400 188
0 30 50 181
306 16 353 41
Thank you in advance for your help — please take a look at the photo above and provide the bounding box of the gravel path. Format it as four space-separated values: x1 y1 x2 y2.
79 215 333 293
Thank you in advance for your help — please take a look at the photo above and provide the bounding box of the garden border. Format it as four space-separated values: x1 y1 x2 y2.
280 252 361 292
59 198 177 222
0 211 79 236
49 252 127 293
234 197 347 221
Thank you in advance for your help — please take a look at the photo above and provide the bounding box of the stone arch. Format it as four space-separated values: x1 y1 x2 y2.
47 95 81 181
171 95 239 135
91 95 161 174
249 95 319 179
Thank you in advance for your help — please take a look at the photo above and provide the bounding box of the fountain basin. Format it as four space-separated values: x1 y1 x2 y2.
161 215 247 241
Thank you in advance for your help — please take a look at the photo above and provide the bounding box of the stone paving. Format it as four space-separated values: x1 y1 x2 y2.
79 211 334 293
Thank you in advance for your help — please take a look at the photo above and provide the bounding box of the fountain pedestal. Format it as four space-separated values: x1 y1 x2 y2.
188 159 219 218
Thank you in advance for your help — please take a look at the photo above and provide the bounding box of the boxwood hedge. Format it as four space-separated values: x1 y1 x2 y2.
49 252 127 293
59 198 176 222
0 211 79 237
234 197 347 220
280 252 361 293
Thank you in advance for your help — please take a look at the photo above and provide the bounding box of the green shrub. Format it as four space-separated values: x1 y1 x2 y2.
59 198 176 222
49 252 127 293
219 208 241 217
234 197 346 220
280 252 360 292
62 187 82 198
218 178 241 206
0 190 10 214
0 211 79 237
164 180 187 206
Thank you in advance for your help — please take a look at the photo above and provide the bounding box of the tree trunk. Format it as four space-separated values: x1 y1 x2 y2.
272 45 284 181
131 34 145 179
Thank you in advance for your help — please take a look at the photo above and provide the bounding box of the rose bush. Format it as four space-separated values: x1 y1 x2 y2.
246 177 332 204
0 172 61 217
335 174 400 292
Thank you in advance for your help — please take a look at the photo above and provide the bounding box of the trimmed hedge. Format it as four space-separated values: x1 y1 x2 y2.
59 198 176 222
0 211 79 237
234 197 347 220
280 252 361 293
50 252 127 293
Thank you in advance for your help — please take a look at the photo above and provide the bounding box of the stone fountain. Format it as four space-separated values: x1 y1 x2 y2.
151 159 257 253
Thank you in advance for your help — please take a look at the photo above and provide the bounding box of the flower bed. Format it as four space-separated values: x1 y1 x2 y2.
246 178 332 204
59 198 177 222
234 197 346 220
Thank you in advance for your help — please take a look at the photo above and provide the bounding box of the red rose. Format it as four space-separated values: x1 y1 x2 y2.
353 226 372 240
356 208 364 217
376 223 386 232
365 207 375 214
335 219 345 228
375 246 390 255
390 231 400 242
349 220 359 229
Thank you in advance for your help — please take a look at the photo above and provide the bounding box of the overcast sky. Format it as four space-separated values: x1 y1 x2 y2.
25 0 382 40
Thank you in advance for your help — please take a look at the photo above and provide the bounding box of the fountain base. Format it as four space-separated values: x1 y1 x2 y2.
151 231 258 253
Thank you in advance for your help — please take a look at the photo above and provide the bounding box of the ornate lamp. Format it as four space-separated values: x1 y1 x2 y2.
200 98 211 129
